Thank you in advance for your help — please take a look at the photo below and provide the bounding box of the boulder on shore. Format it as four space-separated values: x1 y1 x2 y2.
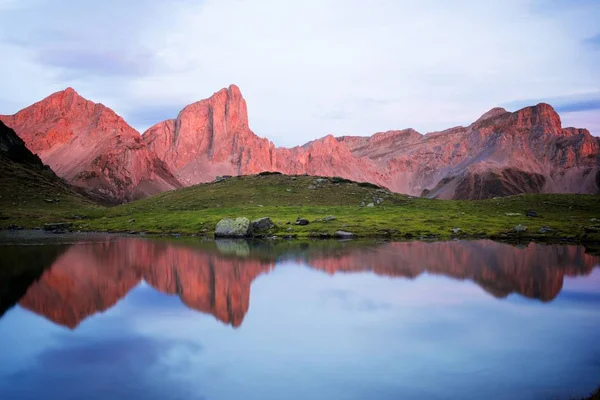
513 224 528 233
251 217 275 232
334 230 357 239
215 218 252 238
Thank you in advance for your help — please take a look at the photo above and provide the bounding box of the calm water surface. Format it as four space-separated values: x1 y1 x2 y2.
0 233 599 400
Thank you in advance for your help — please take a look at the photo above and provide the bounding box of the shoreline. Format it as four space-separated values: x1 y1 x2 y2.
1 229 599 252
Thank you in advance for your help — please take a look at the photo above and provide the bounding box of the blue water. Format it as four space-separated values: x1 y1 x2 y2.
0 236 599 400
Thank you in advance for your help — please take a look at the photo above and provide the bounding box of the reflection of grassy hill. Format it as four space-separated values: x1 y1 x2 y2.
163 234 380 262
76 174 599 241
0 121 97 226
0 244 70 316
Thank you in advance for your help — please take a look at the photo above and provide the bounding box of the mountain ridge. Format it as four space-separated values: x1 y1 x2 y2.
1 88 181 203
1 86 598 202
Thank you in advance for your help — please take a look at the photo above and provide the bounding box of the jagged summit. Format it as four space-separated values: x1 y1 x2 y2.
0 89 181 202
476 107 508 123
2 85 598 201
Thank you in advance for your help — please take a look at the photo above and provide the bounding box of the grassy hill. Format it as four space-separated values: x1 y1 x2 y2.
38 173 600 242
0 121 97 227
0 148 598 241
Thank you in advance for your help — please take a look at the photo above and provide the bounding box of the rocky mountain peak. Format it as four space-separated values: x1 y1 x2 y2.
3 86 598 201
512 102 562 133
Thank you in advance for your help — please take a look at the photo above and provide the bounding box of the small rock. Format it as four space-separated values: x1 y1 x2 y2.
513 225 528 233
505 212 522 216
374 198 384 205
286 189 292 192
287 227 293 231
317 215 336 222
539 226 553 234
313 178 328 185
451 228 461 234
214 176 229 183
291 177 297 180
251 217 276 232
310 232 331 239
584 226 600 233
307 185 317 190
43 222 73 232
44 198 54 203
334 230 357 239
214 217 252 238
128 219 136 224
526 210 538 218
295 217 310 226
257 204 264 207
360 201 365 207
366 203 375 208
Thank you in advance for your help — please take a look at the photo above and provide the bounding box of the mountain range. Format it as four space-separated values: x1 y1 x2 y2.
2 85 598 203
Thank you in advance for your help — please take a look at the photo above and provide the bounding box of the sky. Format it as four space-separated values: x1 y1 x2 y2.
0 0 599 147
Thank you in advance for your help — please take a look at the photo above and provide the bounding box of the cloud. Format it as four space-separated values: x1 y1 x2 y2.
0 0 599 144
584 33 600 48
0 0 21 10
556 98 600 113
503 93 600 113
36 48 155 78
3 333 205 400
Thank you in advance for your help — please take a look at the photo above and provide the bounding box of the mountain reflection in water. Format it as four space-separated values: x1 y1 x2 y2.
4 238 598 329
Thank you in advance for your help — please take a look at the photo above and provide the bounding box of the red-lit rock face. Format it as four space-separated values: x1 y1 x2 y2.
144 88 599 199
0 88 181 202
3 86 599 201
17 239 599 329
144 85 276 186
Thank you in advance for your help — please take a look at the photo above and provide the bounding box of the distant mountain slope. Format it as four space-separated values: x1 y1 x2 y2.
0 89 181 203
0 120 93 215
342 104 600 199
145 86 600 199
3 86 599 200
